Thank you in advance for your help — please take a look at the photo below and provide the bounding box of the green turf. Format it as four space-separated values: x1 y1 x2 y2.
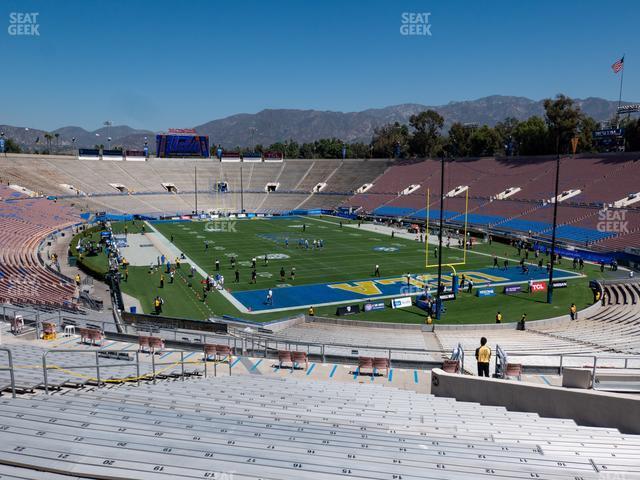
136 215 614 324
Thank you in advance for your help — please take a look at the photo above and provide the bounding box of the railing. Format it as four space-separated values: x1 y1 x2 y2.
41 348 231 395
558 353 640 391
495 347 640 389
450 342 465 373
496 344 508 378
0 348 16 398
228 327 445 365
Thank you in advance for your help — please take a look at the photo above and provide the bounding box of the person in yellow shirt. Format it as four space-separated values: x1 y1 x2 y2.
569 303 577 320
495 311 502 324
308 306 315 316
475 337 491 377
75 274 81 286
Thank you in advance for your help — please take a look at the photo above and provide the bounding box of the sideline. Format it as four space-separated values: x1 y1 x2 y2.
143 221 249 313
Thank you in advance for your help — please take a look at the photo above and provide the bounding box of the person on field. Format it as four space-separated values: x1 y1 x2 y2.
517 313 527 331
374 264 380 277
266 289 273 306
495 311 502 324
570 303 577 320
154 296 164 315
475 337 491 377
235 269 240 283
280 267 286 282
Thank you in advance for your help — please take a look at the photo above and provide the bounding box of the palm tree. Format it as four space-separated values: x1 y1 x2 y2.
44 133 53 154
54 133 60 153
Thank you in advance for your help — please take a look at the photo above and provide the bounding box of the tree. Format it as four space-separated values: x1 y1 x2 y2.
469 125 500 157
576 116 598 153
543 94 582 154
348 142 371 159
285 140 300 159
408 110 444 157
44 133 53 154
2 138 22 153
513 116 549 156
494 117 520 155
371 122 410 158
447 122 473 157
622 117 640 151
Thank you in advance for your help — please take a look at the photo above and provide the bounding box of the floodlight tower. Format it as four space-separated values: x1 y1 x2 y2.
435 153 447 319
104 121 112 150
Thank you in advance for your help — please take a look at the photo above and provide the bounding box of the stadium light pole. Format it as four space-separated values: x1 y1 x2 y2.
435 154 446 320
194 165 198 215
240 156 244 213
104 121 112 150
546 137 561 304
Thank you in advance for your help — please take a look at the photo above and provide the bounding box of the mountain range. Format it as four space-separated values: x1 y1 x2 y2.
1 95 634 152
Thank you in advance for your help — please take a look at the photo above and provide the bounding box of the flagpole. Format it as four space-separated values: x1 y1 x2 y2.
617 55 625 112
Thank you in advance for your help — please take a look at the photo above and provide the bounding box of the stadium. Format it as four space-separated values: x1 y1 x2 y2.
2 2 640 479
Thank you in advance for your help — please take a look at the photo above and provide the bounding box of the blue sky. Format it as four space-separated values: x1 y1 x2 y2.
1 0 638 131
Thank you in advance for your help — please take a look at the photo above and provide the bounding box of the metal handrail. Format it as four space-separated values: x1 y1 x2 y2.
229 326 446 355
42 347 231 395
495 344 508 378
0 348 16 398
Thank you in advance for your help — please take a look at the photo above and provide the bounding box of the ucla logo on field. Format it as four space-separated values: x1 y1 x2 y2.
265 253 290 260
373 246 399 252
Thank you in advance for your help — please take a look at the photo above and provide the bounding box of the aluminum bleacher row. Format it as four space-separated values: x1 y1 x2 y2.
0 374 639 479
529 282 640 355
0 186 80 310
344 154 640 249
0 155 390 216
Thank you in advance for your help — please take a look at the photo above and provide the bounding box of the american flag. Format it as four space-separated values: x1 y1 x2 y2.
612 56 624 73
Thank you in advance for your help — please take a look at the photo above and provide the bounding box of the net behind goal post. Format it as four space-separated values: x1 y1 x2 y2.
424 187 470 269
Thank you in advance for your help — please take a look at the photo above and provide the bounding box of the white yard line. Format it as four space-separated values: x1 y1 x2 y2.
143 221 250 313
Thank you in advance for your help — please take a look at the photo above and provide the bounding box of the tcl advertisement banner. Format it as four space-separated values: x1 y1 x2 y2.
391 297 412 309
530 281 547 292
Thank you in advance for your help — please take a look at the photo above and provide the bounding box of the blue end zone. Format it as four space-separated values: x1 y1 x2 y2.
230 266 583 312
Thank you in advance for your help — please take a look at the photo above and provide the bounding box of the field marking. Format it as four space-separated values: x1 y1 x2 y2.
146 221 249 313
149 217 585 315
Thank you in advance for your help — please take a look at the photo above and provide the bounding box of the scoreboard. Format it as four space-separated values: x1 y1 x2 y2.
156 134 210 158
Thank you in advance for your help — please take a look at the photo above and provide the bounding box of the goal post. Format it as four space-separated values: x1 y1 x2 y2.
424 187 469 269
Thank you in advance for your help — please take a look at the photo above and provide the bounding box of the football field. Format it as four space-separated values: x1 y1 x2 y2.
137 215 599 324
